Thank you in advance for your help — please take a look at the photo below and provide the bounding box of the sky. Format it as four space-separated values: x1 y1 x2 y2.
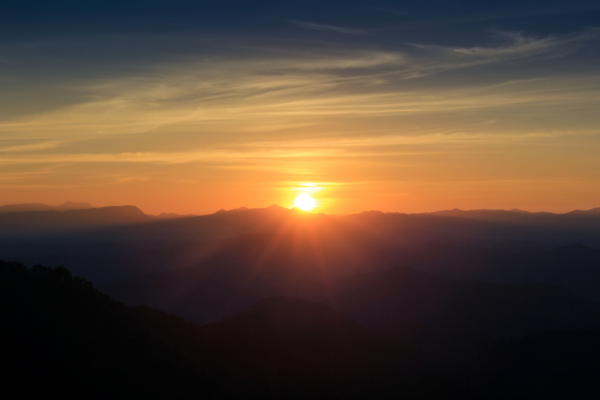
1 1 600 215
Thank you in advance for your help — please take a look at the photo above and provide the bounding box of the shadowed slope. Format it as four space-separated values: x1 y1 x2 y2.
195 296 468 400
6 261 600 399
104 254 600 338
0 261 220 399
0 262 470 399
320 266 600 338
384 243 600 302
103 269 260 325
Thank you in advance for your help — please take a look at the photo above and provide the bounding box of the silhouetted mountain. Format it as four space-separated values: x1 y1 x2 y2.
430 207 600 228
5 261 600 399
566 207 600 216
479 244 600 301
215 297 372 344
151 212 198 219
43 226 381 282
0 201 93 213
430 208 552 222
46 204 306 248
0 262 469 399
4 205 600 271
0 261 221 399
103 255 600 338
3 204 600 308
0 205 151 238
5 204 600 248
103 268 260 325
195 296 469 399
28 240 225 282
374 242 600 302
97 231 381 315
310 266 600 338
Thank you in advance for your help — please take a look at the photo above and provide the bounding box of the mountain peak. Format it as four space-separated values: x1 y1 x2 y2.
0 205 151 237
217 206 250 214
566 207 600 216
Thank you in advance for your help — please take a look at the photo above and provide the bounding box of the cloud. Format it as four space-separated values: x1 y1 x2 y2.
293 21 364 35
0 125 596 169
0 28 598 172
0 148 346 165
0 141 66 152
403 28 600 77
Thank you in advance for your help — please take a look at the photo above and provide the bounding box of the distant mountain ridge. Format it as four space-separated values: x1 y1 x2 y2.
0 205 151 237
4 203 600 285
0 201 94 213
567 207 600 215
150 212 198 219
430 207 600 223
3 202 600 219
91 205 600 247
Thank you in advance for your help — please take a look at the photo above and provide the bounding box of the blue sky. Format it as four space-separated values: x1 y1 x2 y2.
1 1 600 214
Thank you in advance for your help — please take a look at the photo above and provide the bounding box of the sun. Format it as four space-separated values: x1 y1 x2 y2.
294 193 315 211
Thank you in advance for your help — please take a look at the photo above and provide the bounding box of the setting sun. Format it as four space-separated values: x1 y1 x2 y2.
294 194 315 211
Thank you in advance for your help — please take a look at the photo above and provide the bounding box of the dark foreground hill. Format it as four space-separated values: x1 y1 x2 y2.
4 261 600 399
0 261 220 399
0 261 467 399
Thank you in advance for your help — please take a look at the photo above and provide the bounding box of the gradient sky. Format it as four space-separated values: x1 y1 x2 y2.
1 1 600 214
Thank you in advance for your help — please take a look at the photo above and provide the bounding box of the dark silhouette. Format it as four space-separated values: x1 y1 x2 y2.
103 259 600 337
0 261 220 399
3 261 600 399
0 205 151 238
3 205 600 270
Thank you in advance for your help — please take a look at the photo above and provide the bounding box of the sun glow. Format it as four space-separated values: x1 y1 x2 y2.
294 193 315 211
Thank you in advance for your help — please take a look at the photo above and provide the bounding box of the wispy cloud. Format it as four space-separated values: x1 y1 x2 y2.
0 149 346 165
0 140 69 153
412 31 558 59
293 21 364 35
0 126 596 168
402 28 599 77
0 29 598 171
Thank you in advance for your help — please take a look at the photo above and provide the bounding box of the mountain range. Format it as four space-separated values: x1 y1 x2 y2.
3 203 600 245
4 202 600 398
2 203 600 336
